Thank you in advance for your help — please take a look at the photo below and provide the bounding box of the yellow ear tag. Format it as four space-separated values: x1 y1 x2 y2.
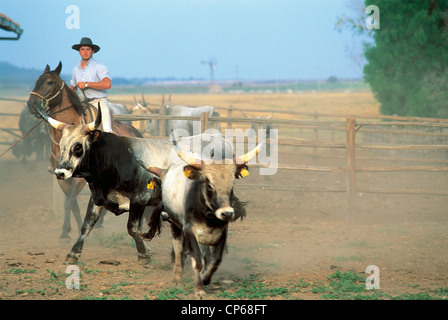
147 181 154 189
184 167 192 178
240 168 249 178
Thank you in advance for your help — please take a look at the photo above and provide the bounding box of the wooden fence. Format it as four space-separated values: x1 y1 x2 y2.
114 105 448 223
1 97 448 223
0 111 21 144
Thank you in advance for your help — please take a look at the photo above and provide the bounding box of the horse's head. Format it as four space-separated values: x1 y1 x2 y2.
27 62 65 116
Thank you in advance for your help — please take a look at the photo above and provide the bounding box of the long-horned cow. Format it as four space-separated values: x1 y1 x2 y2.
36 106 173 263
130 134 263 297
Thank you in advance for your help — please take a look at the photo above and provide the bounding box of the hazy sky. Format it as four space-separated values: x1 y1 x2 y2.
0 0 367 81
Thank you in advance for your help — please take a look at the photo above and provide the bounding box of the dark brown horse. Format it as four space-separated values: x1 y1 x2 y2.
27 62 142 238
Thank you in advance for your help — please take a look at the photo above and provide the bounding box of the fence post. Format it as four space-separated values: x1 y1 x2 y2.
346 117 356 224
159 103 166 137
200 111 208 134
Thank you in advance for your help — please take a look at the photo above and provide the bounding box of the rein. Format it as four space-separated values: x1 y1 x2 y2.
0 118 44 159
27 80 82 162
8 77 96 162
0 81 69 159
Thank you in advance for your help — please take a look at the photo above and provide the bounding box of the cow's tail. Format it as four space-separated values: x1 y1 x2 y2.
142 203 164 241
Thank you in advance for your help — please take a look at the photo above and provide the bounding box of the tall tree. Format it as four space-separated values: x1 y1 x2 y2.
363 0 448 118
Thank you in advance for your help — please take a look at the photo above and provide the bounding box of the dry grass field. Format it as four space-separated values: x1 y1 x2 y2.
110 90 380 118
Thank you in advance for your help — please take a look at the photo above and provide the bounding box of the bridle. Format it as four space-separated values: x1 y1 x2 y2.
29 79 65 112
28 78 72 162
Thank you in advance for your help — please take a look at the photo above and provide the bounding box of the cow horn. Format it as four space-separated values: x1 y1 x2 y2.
171 132 204 169
83 102 102 133
127 148 164 177
234 140 265 164
34 101 68 131
147 105 157 113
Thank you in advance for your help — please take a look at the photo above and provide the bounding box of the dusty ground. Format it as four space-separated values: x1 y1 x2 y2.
1 154 447 300
1 92 447 301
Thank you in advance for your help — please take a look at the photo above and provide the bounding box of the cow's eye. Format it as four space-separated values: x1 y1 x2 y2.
206 182 215 194
72 143 83 157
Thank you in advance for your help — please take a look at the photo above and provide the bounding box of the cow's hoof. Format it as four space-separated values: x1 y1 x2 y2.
137 254 151 264
195 289 206 300
201 276 211 286
59 233 70 240
64 253 80 264
173 274 183 287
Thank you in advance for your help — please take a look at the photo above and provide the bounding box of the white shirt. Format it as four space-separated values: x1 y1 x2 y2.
70 58 111 101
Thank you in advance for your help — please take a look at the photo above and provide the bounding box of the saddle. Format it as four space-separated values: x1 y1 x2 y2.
81 101 120 133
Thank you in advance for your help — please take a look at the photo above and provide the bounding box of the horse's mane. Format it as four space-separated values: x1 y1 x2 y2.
63 82 85 116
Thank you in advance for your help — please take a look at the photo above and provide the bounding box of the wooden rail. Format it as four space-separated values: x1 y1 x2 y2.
116 109 448 224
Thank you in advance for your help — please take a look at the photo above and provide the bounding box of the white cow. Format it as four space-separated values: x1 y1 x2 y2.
131 95 221 136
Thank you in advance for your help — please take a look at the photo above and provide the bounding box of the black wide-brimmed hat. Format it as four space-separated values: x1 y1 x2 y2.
72 37 100 53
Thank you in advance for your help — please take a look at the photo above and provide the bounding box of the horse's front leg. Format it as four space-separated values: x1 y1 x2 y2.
60 180 83 239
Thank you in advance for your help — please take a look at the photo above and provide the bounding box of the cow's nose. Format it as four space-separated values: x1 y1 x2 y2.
216 206 234 221
221 211 234 220
54 168 72 180
55 170 65 180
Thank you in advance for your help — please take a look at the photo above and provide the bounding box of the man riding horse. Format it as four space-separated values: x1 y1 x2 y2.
27 56 142 238
69 37 113 133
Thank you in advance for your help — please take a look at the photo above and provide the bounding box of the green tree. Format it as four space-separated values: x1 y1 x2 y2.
363 0 448 118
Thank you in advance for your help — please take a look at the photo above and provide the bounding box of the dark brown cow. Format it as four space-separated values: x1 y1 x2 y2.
35 106 172 263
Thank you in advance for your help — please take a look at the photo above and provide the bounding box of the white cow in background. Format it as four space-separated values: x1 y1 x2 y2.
132 94 221 136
